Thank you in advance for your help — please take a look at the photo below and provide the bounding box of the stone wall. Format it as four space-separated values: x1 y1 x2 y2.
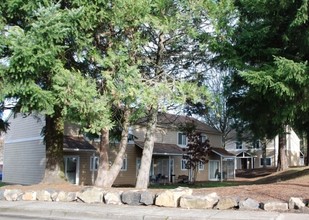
0 187 308 212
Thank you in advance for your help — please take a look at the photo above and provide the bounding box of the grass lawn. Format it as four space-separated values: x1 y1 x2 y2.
149 181 238 189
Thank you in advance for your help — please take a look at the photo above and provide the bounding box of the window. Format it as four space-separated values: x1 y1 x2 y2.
200 134 208 143
198 161 205 171
181 159 188 170
178 132 187 146
260 158 271 166
253 140 260 149
90 156 99 171
236 140 242 149
121 157 128 171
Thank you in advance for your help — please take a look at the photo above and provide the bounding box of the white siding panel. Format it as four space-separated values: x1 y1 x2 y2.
3 140 45 185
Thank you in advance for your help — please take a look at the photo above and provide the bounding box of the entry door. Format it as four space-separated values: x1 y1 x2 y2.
64 156 79 185
209 160 220 180
161 159 169 176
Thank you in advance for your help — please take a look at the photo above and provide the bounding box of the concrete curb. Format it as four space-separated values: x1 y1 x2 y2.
0 201 309 220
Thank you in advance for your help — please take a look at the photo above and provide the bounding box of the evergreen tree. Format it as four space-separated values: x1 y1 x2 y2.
209 0 309 170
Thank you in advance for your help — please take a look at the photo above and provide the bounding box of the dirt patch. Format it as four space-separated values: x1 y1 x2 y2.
2 167 309 203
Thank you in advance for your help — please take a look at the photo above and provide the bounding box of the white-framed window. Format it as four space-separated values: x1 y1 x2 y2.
90 156 99 171
181 159 188 170
198 161 205 171
253 140 260 149
260 157 271 166
236 140 242 149
121 157 128 171
178 132 187 146
200 134 208 143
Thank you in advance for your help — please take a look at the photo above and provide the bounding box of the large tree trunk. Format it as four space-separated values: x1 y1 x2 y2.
95 108 131 188
262 138 267 168
135 108 158 189
306 130 309 166
277 132 289 171
42 108 66 183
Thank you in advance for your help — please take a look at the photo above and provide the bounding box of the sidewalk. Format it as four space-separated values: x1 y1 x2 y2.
0 201 308 220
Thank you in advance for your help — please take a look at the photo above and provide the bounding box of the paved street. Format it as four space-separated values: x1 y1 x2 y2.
0 201 308 220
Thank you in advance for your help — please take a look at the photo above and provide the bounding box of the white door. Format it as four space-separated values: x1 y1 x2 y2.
64 156 80 185
209 160 220 181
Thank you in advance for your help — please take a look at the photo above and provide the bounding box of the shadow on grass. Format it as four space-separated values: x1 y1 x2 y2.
149 167 309 189
253 167 309 184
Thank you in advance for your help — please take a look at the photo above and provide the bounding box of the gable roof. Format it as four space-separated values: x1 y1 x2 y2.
63 136 96 152
135 141 184 156
211 147 236 158
136 112 221 135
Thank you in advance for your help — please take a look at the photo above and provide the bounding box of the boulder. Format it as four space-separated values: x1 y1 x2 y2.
155 187 193 208
22 191 37 201
4 189 23 201
239 198 260 210
215 197 238 210
0 189 5 200
121 191 141 206
77 187 104 203
140 191 155 206
262 201 288 211
56 191 77 202
104 192 122 205
36 190 52 201
289 197 305 210
180 193 220 209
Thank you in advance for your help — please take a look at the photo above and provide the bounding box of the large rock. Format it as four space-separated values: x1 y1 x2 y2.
0 189 5 200
215 197 238 210
180 193 220 209
289 197 305 210
4 189 23 201
239 198 260 210
56 191 77 202
77 187 104 203
22 191 37 201
140 191 155 206
104 192 122 205
121 191 141 206
155 187 193 208
262 201 288 211
36 190 52 201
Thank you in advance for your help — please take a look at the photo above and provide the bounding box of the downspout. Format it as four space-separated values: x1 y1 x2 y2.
92 152 95 185
168 156 171 183
220 156 223 182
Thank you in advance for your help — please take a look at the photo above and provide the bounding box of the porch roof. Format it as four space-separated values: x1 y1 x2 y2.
235 150 256 158
211 147 236 158
135 141 184 156
63 136 96 152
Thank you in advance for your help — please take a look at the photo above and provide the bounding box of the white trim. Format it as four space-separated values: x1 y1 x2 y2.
90 156 99 171
121 157 128 171
260 157 272 166
208 160 220 181
198 161 205 171
64 155 80 185
177 132 187 147
181 159 188 171
5 136 43 144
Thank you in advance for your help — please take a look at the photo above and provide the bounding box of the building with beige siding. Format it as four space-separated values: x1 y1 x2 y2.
110 113 236 185
225 127 303 170
3 112 235 186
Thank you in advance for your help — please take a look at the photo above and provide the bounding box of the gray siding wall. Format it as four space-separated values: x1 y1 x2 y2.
3 113 46 185
3 140 45 184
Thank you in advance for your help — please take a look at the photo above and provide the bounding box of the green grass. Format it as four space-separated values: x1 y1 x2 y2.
0 182 6 187
149 181 238 189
